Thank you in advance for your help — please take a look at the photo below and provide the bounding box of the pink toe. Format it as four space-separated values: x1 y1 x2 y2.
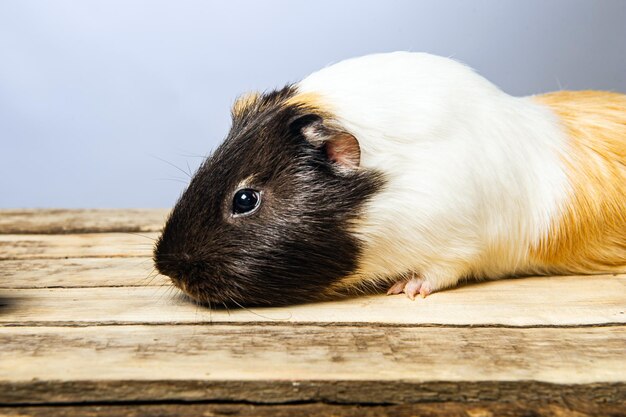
386 280 407 295
419 281 432 298
404 278 423 300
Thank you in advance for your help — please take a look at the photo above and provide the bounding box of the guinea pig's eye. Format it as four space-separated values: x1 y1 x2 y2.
233 188 261 215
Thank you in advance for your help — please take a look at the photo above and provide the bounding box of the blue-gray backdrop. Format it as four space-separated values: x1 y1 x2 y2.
1 0 625 208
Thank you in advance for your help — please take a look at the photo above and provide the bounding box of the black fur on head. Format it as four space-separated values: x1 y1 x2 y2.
154 86 384 307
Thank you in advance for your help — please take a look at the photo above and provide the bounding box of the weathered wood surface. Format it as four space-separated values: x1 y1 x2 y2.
0 209 168 234
0 233 159 260
4 401 626 417
0 258 164 288
0 209 625 415
1 275 624 326
1 325 624 388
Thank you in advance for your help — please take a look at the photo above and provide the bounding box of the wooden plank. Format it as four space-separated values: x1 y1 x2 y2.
1 275 624 326
0 210 623 411
0 209 168 234
0 258 168 288
3 401 625 417
0 233 158 260
0 325 624 405
1 325 624 405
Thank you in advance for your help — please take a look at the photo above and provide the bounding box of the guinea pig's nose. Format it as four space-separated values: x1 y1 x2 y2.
177 256 207 281
154 260 178 281
154 251 188 279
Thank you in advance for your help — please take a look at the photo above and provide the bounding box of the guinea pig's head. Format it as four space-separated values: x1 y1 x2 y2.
154 87 384 306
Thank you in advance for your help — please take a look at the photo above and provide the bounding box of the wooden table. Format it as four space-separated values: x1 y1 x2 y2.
1 209 624 416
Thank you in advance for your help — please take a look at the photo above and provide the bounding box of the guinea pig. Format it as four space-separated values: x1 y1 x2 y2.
154 51 626 307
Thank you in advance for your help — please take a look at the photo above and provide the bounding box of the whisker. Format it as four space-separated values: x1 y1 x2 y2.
150 154 192 178
154 178 189 184
176 151 208 160
144 269 162 287
221 301 231 316
151 283 169 304
228 297 292 321
124 232 157 242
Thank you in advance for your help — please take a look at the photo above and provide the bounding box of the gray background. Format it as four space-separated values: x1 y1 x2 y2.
1 0 625 208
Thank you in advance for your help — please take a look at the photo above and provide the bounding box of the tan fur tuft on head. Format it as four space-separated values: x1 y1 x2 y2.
232 91 261 118
284 92 333 118
532 91 626 273
232 90 333 120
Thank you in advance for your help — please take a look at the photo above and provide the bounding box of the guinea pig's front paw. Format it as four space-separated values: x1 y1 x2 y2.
386 275 432 300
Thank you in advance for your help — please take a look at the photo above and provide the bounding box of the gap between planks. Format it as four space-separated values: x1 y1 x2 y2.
2 380 623 409
2 401 625 417
1 209 625 409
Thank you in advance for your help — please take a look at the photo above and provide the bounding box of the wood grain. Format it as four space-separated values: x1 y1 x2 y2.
0 233 158 260
3 401 626 417
1 209 625 411
0 258 167 288
1 325 624 405
1 275 624 326
0 209 168 234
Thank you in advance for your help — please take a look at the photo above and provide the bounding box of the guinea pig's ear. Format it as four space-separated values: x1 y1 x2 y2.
289 114 361 170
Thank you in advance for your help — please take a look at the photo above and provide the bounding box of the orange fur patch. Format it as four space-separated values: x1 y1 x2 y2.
233 91 333 121
284 92 333 118
532 91 626 273
231 91 260 117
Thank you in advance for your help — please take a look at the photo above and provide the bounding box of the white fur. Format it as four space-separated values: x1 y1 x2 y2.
296 52 570 291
